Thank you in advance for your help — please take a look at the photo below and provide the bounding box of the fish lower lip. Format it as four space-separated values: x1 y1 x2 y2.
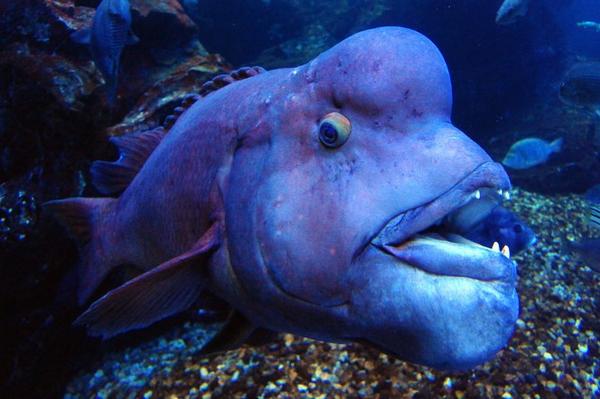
379 235 517 283
369 161 514 281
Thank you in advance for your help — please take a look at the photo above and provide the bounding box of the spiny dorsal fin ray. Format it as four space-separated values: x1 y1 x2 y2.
163 66 267 130
199 66 267 97
91 127 165 195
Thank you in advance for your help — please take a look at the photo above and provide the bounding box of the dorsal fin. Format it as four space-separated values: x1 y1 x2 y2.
91 127 166 195
163 66 267 130
199 66 267 97
162 96 200 130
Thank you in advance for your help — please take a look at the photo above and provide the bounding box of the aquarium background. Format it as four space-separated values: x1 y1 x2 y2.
1 0 599 398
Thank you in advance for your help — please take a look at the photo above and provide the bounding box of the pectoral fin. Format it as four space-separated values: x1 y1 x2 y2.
74 223 222 338
70 28 92 44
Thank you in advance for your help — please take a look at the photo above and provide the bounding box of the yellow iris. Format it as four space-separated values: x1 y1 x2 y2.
318 112 352 148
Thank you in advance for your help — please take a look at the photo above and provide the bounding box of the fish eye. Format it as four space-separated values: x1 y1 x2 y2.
318 112 351 148
513 224 523 233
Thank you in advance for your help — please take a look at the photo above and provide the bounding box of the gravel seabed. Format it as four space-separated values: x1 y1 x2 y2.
64 188 600 399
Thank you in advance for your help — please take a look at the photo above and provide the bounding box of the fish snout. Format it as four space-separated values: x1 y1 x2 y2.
347 160 518 369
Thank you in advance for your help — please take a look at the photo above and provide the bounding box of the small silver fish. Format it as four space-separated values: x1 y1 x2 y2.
559 62 600 117
71 0 139 104
502 137 563 170
577 21 600 33
496 0 530 25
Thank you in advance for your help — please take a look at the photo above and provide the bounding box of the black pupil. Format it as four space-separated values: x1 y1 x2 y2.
321 123 338 143
513 224 523 233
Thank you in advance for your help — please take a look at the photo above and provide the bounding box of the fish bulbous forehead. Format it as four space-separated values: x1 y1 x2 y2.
303 27 453 120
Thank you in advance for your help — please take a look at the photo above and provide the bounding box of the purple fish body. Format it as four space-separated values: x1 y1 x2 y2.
47 27 519 370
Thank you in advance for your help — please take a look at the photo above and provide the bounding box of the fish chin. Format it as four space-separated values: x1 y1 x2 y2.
351 161 519 369
350 243 519 370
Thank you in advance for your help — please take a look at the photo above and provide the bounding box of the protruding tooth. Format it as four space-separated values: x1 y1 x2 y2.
492 241 500 252
501 245 510 258
503 191 511 200
474 190 481 200
497 189 503 195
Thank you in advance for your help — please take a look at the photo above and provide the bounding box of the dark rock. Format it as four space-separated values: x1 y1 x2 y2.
0 1 93 47
185 0 389 68
107 53 230 136
130 0 199 66
0 42 101 112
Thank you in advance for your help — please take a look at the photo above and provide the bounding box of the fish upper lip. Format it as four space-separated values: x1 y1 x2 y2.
371 161 515 282
372 162 511 247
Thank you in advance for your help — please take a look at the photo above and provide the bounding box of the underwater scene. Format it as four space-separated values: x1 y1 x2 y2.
1 0 600 398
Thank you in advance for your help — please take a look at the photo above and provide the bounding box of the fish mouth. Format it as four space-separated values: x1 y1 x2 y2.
371 161 516 283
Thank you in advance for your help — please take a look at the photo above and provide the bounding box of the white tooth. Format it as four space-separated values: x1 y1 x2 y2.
501 245 510 258
503 191 511 200
497 189 503 195
474 190 481 200
492 241 500 252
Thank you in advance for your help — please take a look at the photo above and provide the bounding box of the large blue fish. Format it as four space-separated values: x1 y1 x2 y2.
71 0 139 103
502 137 563 170
46 27 518 371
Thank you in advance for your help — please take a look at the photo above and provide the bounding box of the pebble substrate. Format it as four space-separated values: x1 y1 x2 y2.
65 188 600 398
